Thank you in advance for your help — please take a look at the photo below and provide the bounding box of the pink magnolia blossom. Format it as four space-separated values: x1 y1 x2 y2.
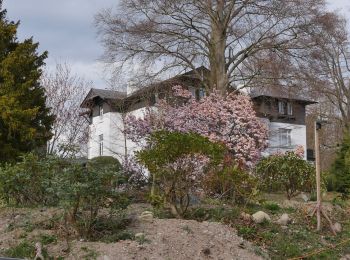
294 145 305 158
125 86 268 167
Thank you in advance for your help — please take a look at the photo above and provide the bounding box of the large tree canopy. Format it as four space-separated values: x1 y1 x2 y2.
0 2 54 162
96 0 326 93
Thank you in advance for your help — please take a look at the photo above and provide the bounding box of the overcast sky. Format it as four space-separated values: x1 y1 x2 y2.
3 0 350 89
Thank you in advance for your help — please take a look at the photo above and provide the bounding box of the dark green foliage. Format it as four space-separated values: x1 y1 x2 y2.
0 153 130 239
0 4 54 163
263 202 280 212
87 156 122 172
2 240 51 259
88 213 134 243
137 131 225 217
58 157 129 238
137 130 225 172
329 132 350 194
3 241 36 259
185 206 239 222
0 153 62 206
39 234 57 245
256 152 315 199
202 163 259 204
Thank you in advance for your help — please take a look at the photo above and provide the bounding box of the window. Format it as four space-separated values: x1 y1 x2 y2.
278 101 287 114
195 88 206 101
279 128 291 147
99 134 104 156
278 100 293 115
287 102 293 115
98 105 103 117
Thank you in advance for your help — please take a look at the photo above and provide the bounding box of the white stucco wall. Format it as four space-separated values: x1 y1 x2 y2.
262 121 307 159
88 108 147 160
88 109 307 161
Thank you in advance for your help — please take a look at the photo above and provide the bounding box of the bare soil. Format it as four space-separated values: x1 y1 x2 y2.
0 206 264 260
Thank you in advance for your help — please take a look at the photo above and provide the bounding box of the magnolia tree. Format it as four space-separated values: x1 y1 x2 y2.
126 86 268 168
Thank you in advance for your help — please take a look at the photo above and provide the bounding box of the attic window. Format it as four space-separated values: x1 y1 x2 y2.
278 100 293 116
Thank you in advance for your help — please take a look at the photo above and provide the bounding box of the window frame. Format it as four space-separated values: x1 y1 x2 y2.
278 100 293 116
278 128 292 147
99 134 104 156
98 104 104 118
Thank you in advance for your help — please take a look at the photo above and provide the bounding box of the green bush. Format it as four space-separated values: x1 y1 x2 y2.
329 132 350 195
0 153 63 206
137 130 225 218
87 156 122 172
256 152 315 199
202 163 259 204
0 153 130 239
58 160 129 239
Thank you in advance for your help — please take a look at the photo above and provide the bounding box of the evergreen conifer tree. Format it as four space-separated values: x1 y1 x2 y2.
0 1 54 162
330 132 350 194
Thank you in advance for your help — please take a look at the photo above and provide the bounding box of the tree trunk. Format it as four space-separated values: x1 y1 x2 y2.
209 1 228 94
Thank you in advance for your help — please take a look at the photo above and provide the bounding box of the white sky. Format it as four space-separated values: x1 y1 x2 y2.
3 0 350 89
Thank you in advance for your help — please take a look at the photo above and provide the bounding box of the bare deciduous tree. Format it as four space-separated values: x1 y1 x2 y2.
43 63 91 158
95 0 326 94
300 13 350 131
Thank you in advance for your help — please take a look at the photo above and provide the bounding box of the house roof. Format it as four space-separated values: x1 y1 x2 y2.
80 88 127 108
126 66 209 100
249 86 317 105
80 67 317 108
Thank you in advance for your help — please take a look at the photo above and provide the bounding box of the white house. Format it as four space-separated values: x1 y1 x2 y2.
80 68 316 161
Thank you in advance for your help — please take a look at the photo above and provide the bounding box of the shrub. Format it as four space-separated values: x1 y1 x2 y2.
256 151 315 199
202 162 259 204
58 160 130 239
87 156 122 172
329 132 350 195
137 131 225 218
0 153 62 206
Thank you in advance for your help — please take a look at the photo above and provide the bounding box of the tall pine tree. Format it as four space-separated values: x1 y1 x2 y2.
0 1 54 162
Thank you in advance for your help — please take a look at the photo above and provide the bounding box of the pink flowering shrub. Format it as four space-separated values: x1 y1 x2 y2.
125 86 268 167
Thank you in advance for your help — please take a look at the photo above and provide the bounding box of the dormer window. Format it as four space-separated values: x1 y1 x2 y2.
278 100 293 116
98 104 103 117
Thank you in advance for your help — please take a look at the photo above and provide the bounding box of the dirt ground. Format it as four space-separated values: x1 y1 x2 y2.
69 218 263 260
0 206 264 260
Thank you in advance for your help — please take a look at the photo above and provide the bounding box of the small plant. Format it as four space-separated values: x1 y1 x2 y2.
237 226 257 239
263 202 280 212
3 241 51 259
181 225 194 234
91 213 133 243
39 234 57 245
3 241 36 259
135 234 151 245
81 246 99 260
